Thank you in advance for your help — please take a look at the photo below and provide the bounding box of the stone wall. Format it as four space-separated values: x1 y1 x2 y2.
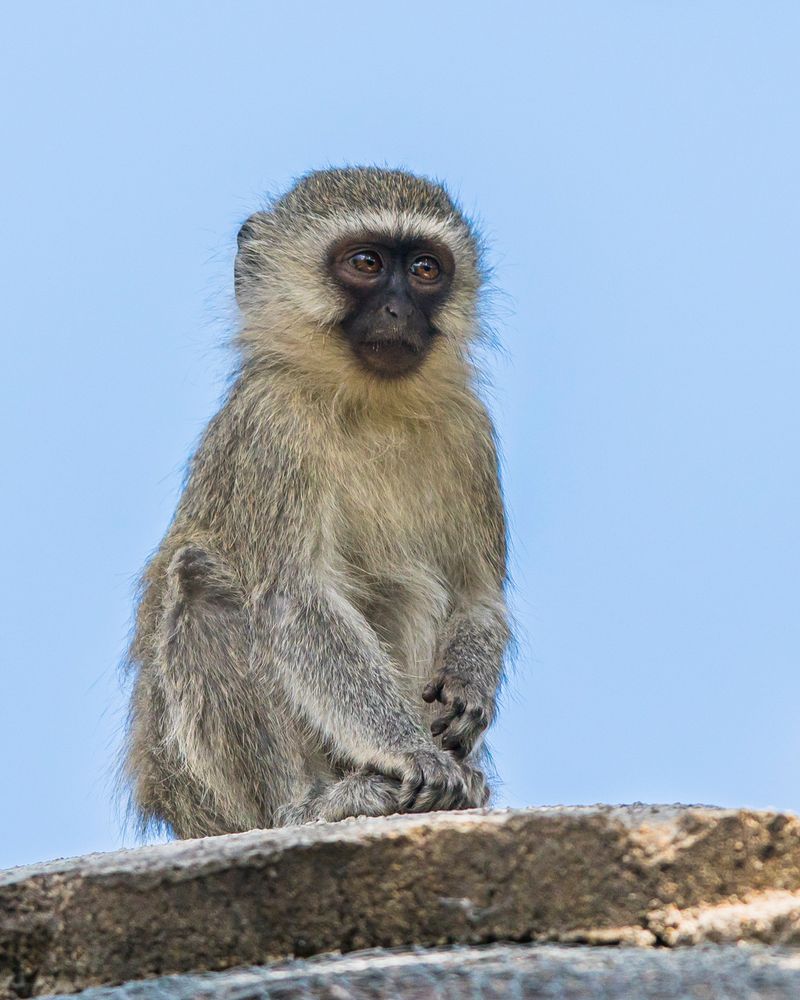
4 805 800 998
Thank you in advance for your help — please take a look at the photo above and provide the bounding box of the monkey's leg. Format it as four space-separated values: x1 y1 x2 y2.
424 600 510 760
127 667 242 839
274 770 403 826
150 544 300 834
253 578 475 814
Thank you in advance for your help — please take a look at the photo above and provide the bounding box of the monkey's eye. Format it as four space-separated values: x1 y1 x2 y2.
409 255 441 281
349 250 383 274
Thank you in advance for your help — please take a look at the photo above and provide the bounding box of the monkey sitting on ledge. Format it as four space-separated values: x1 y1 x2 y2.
124 167 510 839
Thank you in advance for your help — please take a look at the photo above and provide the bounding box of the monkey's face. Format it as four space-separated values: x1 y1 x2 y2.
234 169 485 393
330 238 454 379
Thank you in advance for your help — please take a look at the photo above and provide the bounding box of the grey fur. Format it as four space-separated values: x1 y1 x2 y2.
124 167 510 838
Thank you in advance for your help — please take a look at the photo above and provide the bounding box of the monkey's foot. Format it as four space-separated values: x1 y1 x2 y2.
396 747 476 813
276 770 403 826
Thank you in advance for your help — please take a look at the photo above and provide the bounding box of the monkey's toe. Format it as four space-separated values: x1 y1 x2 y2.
399 750 472 813
459 762 490 808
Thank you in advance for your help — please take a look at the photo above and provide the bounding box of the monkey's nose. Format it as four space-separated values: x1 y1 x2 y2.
384 298 413 320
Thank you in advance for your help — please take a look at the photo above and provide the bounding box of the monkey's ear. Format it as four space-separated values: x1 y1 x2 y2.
234 212 269 306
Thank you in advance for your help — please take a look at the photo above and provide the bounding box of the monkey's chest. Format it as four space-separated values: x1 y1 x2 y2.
333 448 462 578
329 437 471 674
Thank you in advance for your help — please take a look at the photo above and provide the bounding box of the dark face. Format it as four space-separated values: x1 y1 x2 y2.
330 237 454 378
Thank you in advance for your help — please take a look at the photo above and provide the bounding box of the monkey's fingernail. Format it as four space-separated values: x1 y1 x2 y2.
422 683 438 702
431 719 448 736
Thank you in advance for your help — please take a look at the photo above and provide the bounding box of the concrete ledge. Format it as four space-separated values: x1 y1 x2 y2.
4 805 800 997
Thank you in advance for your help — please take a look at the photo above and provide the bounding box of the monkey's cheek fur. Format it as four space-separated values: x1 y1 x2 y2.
353 339 428 378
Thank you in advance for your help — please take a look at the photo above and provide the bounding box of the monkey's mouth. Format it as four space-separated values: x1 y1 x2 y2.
354 338 425 377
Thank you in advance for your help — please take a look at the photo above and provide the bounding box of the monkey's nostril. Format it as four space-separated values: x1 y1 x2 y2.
385 303 398 318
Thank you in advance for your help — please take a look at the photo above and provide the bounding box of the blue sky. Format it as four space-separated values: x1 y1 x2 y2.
1 2 798 869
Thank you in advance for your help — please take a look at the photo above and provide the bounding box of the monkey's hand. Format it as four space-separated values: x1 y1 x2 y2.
422 669 494 759
395 746 478 813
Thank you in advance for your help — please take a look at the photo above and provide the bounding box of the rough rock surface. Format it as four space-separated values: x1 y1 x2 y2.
43 943 800 1000
4 805 800 997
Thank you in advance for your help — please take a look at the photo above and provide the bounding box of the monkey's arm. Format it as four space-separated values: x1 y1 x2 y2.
424 597 509 758
424 423 510 758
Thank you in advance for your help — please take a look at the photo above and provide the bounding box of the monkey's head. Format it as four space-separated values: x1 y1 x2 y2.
234 167 485 391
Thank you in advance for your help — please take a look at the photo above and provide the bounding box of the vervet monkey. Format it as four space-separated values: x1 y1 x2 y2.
125 167 510 838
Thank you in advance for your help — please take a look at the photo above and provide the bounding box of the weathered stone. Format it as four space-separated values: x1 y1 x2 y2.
41 944 800 1000
648 889 800 947
3 805 800 997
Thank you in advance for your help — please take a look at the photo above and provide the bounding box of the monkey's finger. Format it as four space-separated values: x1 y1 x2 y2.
462 704 489 731
432 740 467 762
463 769 490 807
442 732 468 755
422 680 443 703
441 706 489 755
430 703 462 736
401 789 419 812
400 789 418 812
413 773 467 813
430 717 449 737
399 769 425 811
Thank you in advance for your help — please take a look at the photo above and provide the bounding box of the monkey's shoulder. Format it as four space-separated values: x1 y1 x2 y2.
189 377 313 471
